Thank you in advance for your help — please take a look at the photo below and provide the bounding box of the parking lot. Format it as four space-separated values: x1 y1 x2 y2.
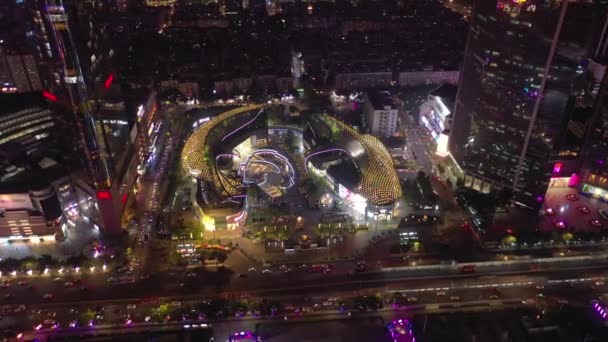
540 186 608 233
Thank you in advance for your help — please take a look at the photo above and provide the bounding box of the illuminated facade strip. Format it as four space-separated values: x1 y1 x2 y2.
181 104 265 198
221 109 265 143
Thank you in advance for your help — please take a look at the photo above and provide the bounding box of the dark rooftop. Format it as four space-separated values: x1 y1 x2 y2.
0 157 68 195
366 90 395 110
429 84 458 107
327 159 361 189
0 91 46 115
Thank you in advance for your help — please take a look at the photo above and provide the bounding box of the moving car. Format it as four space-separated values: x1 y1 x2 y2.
553 220 567 229
458 265 476 273
589 219 602 228
577 206 590 214
566 194 579 201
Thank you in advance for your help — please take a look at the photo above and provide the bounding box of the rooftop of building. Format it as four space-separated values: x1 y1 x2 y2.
308 137 365 190
182 104 266 199
0 155 68 195
0 92 56 156
366 90 396 110
0 91 46 116
430 83 458 110
0 92 69 194
309 114 402 206
430 84 457 102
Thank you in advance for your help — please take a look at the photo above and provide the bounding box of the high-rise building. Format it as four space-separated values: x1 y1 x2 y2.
449 0 608 209
28 0 144 233
580 20 608 201
364 90 399 138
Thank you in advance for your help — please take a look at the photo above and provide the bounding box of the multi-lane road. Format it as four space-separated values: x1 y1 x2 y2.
12 262 608 341
0 254 607 333
2 249 608 306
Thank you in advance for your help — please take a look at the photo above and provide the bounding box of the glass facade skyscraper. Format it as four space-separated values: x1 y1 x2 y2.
29 0 141 233
449 0 608 209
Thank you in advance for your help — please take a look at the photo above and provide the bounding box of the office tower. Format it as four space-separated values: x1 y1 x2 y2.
32 0 141 233
449 0 608 209
581 13 608 201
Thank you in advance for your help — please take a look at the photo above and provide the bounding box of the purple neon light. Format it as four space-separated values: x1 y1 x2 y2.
216 153 237 162
241 149 296 189
229 330 258 341
304 148 360 175
592 300 608 320
387 318 415 342
221 199 241 204
252 148 296 174
221 109 265 143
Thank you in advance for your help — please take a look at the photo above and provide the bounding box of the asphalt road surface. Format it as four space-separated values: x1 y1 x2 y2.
18 274 604 342
2 253 608 308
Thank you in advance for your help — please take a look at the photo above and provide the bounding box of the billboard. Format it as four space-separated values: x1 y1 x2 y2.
0 193 34 210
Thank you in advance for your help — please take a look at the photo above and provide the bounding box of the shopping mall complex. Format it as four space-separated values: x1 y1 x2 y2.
181 105 402 230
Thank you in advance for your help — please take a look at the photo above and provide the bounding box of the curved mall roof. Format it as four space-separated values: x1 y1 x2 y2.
312 115 403 206
181 104 266 198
